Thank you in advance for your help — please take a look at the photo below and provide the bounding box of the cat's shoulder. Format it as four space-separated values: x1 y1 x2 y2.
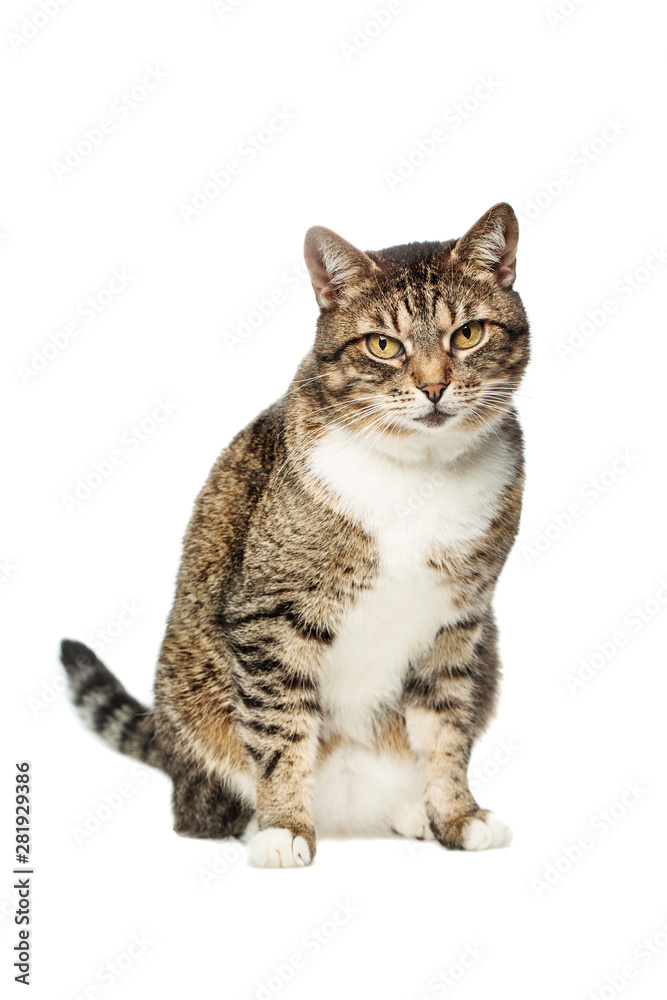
193 399 288 516
209 398 287 474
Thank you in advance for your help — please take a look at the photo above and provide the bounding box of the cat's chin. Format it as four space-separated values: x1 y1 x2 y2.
413 411 453 429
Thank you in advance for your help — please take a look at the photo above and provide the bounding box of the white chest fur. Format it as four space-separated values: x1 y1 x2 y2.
307 424 516 742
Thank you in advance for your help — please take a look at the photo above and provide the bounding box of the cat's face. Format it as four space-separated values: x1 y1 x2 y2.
303 204 529 444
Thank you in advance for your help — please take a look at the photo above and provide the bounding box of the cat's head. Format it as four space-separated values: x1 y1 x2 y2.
302 203 529 447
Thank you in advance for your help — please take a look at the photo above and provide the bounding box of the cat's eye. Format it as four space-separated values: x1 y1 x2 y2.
451 321 484 350
366 333 404 360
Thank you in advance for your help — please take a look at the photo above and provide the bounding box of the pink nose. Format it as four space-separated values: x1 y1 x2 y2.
420 383 447 404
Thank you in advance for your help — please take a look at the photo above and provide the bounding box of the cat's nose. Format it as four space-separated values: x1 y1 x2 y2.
419 383 447 405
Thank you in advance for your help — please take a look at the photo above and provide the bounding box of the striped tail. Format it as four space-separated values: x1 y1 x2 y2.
60 639 165 770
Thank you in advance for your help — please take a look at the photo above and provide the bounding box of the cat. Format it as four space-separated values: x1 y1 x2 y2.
61 202 529 868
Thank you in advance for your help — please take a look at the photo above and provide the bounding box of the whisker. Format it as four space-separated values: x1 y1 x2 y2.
291 371 332 389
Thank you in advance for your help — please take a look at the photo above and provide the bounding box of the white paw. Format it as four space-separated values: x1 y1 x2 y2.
247 828 313 869
391 802 435 841
463 812 512 851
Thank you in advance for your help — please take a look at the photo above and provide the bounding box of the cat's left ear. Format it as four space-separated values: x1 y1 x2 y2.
304 226 376 308
451 203 519 289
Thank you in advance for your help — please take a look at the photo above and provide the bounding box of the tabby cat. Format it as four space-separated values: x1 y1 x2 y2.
61 202 529 868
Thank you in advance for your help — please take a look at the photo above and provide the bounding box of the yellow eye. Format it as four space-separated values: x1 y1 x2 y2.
451 321 484 350
366 333 404 359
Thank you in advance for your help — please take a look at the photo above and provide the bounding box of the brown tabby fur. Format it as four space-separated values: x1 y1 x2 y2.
61 202 529 864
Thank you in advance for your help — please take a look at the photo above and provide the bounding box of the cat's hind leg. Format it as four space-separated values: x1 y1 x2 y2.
170 764 253 840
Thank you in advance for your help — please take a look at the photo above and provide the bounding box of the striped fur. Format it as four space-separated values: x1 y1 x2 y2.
60 640 164 769
62 203 529 866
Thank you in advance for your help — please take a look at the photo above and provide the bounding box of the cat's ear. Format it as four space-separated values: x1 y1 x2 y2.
451 203 519 289
304 226 376 309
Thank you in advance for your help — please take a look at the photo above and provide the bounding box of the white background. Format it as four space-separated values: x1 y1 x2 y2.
3 1 667 998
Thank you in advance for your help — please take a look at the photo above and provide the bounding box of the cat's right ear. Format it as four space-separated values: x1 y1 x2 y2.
304 227 376 309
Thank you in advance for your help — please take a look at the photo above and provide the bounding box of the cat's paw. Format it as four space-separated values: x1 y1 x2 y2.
391 802 436 841
461 811 511 850
435 810 512 851
247 828 314 869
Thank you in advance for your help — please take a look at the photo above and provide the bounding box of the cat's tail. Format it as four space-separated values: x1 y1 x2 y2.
60 639 166 770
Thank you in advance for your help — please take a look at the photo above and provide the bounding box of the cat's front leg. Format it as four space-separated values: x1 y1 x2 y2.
404 618 511 851
247 714 319 869
230 649 322 869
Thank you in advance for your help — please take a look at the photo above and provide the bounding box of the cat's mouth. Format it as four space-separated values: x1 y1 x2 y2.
413 410 452 428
